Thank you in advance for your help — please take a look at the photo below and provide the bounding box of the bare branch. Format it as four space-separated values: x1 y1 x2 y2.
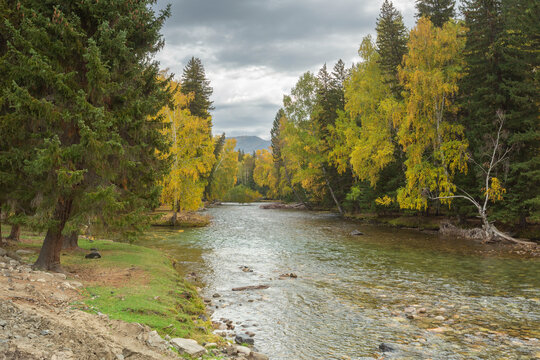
430 195 481 210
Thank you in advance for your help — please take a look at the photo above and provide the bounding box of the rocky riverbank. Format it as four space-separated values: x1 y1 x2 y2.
0 243 268 360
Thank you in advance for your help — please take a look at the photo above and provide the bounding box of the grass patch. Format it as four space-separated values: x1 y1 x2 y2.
61 238 217 343
1 225 218 345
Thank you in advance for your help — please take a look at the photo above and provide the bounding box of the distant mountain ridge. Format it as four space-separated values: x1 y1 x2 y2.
230 136 271 154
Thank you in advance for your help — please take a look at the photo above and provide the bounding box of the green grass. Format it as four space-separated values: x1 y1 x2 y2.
1 225 219 346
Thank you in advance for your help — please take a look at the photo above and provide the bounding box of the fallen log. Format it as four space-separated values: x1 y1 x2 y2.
232 285 270 291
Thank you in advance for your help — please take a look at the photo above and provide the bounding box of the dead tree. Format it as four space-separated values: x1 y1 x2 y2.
429 110 535 245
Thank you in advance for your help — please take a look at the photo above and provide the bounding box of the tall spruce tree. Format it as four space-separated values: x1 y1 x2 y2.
496 0 540 223
180 57 214 119
415 0 456 27
375 0 408 96
0 0 172 270
271 108 285 164
458 0 505 216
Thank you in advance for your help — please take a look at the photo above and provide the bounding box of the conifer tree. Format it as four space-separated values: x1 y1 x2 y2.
0 0 172 270
415 0 456 27
375 0 408 96
496 0 540 222
180 57 214 120
271 109 285 164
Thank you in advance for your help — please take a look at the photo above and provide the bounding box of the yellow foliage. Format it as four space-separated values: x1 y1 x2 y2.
375 195 394 206
207 139 238 201
395 18 468 210
485 177 506 202
253 149 280 199
157 79 215 211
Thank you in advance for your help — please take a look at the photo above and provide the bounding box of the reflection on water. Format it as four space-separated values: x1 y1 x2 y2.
142 203 540 360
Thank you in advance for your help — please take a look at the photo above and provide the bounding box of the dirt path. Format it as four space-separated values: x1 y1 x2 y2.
0 252 179 360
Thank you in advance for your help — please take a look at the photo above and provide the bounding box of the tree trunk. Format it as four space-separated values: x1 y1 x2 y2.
7 224 20 242
33 197 73 271
0 205 3 246
322 166 343 215
170 211 178 226
62 231 79 249
282 162 312 210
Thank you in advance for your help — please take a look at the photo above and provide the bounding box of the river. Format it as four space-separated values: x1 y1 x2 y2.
142 203 540 359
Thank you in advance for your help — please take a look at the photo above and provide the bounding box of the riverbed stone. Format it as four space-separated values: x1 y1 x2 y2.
235 345 251 356
170 338 206 357
235 333 255 345
379 343 395 352
249 352 269 360
350 230 364 236
434 315 445 321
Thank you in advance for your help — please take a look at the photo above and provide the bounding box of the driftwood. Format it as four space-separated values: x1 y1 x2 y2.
259 203 306 210
232 285 270 291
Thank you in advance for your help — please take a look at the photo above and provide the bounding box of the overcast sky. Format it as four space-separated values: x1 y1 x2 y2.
153 0 418 139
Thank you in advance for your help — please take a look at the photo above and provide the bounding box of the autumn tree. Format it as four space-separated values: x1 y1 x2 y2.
376 0 408 96
0 0 171 270
396 18 468 210
180 57 214 120
207 139 239 201
158 80 215 224
253 149 280 199
415 0 455 27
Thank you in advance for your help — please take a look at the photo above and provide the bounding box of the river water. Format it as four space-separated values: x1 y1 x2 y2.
143 203 540 359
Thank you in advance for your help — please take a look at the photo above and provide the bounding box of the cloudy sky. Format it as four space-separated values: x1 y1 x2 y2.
153 0 417 139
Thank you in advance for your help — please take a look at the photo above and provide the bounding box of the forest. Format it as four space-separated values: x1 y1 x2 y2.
0 0 539 271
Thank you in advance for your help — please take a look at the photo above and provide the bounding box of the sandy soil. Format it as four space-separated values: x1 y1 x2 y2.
0 252 179 360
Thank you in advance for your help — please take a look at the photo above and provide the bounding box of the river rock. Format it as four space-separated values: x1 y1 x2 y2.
434 315 445 321
235 333 255 346
249 352 269 360
350 230 364 236
170 338 206 357
85 251 101 259
379 343 395 352
15 250 33 256
0 248 7 257
235 345 251 356
146 330 168 351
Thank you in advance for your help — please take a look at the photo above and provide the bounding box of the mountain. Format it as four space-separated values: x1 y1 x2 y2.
230 136 271 154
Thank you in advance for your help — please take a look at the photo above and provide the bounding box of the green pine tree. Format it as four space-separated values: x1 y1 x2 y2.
375 0 408 96
415 0 456 27
0 0 172 270
496 0 540 223
271 108 285 164
180 57 214 119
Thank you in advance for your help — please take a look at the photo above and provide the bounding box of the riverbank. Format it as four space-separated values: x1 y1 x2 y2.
151 206 211 228
257 202 539 243
0 226 267 359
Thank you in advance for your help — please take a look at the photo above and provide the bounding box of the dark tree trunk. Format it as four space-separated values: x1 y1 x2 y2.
0 205 3 246
34 197 73 271
7 224 20 242
322 166 343 215
62 231 79 249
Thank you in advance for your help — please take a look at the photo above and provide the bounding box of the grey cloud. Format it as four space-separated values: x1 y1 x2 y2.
154 0 417 138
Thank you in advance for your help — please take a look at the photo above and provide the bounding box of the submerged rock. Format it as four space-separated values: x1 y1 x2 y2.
350 230 364 236
379 343 395 352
